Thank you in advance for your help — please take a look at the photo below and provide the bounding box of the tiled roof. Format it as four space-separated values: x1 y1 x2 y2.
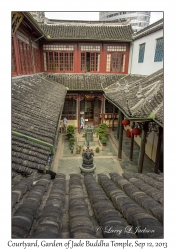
42 73 126 90
12 172 163 239
12 75 66 144
104 69 163 126
133 18 163 40
12 136 51 176
12 75 67 177
39 23 133 41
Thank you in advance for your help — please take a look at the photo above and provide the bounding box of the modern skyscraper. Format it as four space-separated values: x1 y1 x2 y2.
99 12 151 32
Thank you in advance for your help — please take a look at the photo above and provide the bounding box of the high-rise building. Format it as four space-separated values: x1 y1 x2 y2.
99 12 151 32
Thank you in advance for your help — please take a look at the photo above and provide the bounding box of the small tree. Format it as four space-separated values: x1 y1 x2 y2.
69 137 75 145
66 125 75 139
101 136 108 145
96 123 108 139
95 147 100 153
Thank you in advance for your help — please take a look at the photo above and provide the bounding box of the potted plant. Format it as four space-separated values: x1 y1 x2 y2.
101 136 108 146
70 145 74 154
66 125 75 139
69 137 75 147
96 123 108 139
76 145 82 154
95 147 100 153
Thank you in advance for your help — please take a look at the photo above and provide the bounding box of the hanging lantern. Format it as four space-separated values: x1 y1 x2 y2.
126 129 131 138
132 127 142 137
122 119 130 127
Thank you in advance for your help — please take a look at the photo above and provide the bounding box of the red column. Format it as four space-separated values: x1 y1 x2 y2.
154 127 163 173
13 33 21 75
112 105 115 131
78 93 80 133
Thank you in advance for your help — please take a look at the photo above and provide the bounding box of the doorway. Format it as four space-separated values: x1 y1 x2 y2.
85 99 94 122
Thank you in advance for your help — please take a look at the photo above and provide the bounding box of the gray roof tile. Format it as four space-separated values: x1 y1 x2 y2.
104 69 163 126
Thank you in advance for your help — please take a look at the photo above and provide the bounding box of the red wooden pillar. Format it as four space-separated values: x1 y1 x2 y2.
74 42 79 72
102 97 105 123
40 44 44 72
138 122 149 173
13 33 21 75
118 111 124 160
100 42 106 73
78 93 80 133
154 127 163 173
129 122 135 161
112 105 115 131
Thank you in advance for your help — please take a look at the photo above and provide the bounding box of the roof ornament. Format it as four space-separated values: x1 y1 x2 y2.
126 99 132 116
124 79 129 93
136 84 143 98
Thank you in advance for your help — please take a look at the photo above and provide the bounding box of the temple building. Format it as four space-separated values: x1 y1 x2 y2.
11 12 164 239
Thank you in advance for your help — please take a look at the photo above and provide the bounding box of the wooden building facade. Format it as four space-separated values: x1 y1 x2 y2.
12 12 133 128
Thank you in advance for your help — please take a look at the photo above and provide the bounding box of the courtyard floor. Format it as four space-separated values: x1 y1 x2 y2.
52 129 155 179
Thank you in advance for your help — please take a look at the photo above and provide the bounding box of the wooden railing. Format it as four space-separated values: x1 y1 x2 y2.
99 113 118 119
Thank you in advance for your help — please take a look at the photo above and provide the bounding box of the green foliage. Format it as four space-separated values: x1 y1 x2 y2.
101 136 108 144
67 125 75 136
69 137 75 145
95 147 100 153
96 123 108 139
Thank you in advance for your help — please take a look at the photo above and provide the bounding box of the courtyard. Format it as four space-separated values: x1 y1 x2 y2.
52 128 155 179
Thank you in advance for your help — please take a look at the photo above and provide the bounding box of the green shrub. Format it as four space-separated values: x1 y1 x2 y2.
101 137 108 144
67 125 75 137
69 137 75 145
95 147 100 153
96 123 108 139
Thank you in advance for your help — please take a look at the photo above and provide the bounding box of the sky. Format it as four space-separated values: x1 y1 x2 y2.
45 11 163 24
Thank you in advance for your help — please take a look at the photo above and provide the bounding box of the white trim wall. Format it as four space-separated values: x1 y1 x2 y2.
131 29 163 75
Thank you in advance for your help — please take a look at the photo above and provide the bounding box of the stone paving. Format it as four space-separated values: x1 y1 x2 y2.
52 129 155 179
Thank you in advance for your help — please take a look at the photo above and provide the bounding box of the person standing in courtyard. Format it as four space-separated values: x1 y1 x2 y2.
80 115 85 130
63 117 68 132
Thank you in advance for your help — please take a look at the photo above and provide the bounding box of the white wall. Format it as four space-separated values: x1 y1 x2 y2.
130 29 163 75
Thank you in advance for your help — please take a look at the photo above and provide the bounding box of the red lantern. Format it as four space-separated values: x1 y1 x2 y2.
122 119 130 127
132 127 142 137
126 129 131 138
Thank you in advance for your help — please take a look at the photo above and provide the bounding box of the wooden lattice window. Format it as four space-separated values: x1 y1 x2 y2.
12 37 17 75
81 52 100 72
105 100 118 113
18 39 32 74
106 53 126 73
62 97 76 120
44 51 74 72
33 48 41 73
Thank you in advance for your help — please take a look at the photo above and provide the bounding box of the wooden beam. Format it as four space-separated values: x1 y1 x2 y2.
116 111 121 141
154 127 163 173
78 93 80 133
112 105 115 131
129 122 135 161
138 122 149 173
118 111 124 160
